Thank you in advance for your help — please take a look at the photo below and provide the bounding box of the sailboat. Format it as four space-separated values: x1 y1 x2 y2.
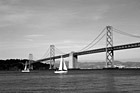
22 61 30 72
54 56 68 74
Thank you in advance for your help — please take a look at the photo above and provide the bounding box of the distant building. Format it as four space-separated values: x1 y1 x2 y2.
114 65 125 68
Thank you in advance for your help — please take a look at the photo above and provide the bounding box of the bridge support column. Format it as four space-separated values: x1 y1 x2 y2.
50 45 55 69
69 52 78 69
106 26 114 68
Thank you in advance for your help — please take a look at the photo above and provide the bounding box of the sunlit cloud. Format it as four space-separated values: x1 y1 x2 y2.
26 39 34 42
25 34 45 38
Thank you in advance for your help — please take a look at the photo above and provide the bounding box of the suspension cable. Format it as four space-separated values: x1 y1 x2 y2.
41 47 50 58
55 47 65 54
113 28 140 38
33 56 38 60
79 27 106 51
84 33 106 50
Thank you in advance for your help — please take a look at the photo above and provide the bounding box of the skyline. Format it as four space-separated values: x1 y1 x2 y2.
0 0 140 61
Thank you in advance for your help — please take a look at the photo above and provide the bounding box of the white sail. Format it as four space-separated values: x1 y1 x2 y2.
22 61 30 72
24 62 27 70
63 60 67 70
58 57 63 70
54 56 68 74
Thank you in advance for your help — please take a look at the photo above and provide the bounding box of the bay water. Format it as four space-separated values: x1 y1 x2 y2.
0 70 140 93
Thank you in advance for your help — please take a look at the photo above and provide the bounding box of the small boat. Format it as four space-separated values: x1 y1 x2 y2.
22 61 30 73
54 56 68 74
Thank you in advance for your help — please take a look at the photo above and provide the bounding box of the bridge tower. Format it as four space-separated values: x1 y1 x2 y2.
106 26 114 68
29 53 33 69
50 45 55 69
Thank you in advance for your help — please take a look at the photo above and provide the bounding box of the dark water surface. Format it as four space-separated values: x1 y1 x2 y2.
0 70 140 93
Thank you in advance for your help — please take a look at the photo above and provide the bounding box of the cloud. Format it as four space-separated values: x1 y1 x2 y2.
26 39 34 42
24 34 46 42
25 34 45 38
0 0 21 5
3 12 31 23
92 16 102 21
0 2 32 27
92 5 110 21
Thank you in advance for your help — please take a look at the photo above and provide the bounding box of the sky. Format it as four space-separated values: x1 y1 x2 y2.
0 0 140 62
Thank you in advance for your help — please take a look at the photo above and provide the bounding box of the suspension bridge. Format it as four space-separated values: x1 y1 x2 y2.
27 26 140 69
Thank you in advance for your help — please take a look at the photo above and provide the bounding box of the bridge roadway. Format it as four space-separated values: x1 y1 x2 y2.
36 42 140 62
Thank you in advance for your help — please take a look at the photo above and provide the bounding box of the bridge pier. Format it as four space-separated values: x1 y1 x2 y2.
69 52 78 69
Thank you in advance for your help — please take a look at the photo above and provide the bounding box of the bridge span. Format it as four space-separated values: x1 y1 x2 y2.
32 26 140 69
36 42 140 68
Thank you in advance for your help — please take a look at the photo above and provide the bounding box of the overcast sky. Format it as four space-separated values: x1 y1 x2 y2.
0 0 140 61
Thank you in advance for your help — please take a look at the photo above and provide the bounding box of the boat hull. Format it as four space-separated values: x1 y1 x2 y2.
54 70 68 74
21 69 30 73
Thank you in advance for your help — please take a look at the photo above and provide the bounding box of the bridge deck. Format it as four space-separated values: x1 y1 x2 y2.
36 42 140 62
